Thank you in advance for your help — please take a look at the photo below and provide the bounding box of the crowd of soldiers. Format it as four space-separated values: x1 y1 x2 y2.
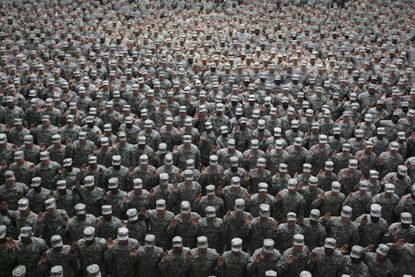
0 0 415 276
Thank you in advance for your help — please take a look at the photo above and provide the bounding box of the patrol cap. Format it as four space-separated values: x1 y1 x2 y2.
17 197 29 211
172 236 183 247
376 244 389 256
83 226 95 241
209 155 218 165
75 203 86 215
158 143 167 154
24 135 33 144
100 137 109 147
319 135 328 144
265 271 277 277
257 157 266 167
183 135 192 143
127 208 138 221
52 134 61 143
259 204 271 216
139 154 149 165
79 132 87 140
390 142 399 151
369 170 379 179
205 185 215 196
51 235 63 248
251 139 259 149
350 245 364 259
5 170 15 181
40 151 49 161
342 143 351 151
31 176 41 187
355 129 364 138
197 236 208 248
86 264 101 277
231 238 243 252
324 238 336 249
101 205 112 215
401 212 412 224
299 271 312 277
108 177 119 189
216 103 225 112
145 234 156 246
63 158 73 167
227 138 236 148
263 238 275 253
303 163 312 173
117 227 129 241
333 127 341 135
234 198 245 211
205 205 216 217
287 212 297 221
294 137 303 146
365 140 374 149
258 182 268 192
279 163 288 173
370 204 382 218
331 181 341 192
309 176 318 186
183 169 193 180
310 209 320 221
325 161 334 171
377 127 386 135
144 119 153 128
231 176 241 186
0 225 6 239
293 234 305 246
291 120 299 128
12 265 26 277
112 155 121 166
397 132 406 140
398 165 408 176
181 201 191 213
274 139 284 150
288 178 297 189
156 199 166 210
385 183 395 193
164 154 173 165
45 198 56 210
84 175 95 187
341 206 352 218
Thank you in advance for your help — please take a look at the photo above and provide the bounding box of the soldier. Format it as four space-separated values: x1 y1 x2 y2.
52 180 75 217
247 238 281 277
75 227 106 276
189 236 219 277
355 204 388 247
47 134 66 165
364 244 394 277
125 208 146 244
338 159 363 196
129 154 157 192
65 203 96 243
395 184 415 220
37 235 78 277
37 198 68 246
243 139 265 171
216 237 250 277
221 176 249 211
312 181 345 216
222 156 249 188
387 238 415 276
104 156 128 192
344 245 369 277
0 171 29 211
217 139 244 170
372 183 400 225
77 175 104 217
274 178 306 222
248 157 272 194
66 132 95 169
300 209 327 251
382 165 412 198
145 199 175 250
270 163 290 196
174 135 201 169
116 132 136 168
248 204 278 253
197 206 225 254
171 169 202 210
95 205 122 240
194 185 225 218
9 150 35 185
321 206 360 251
127 178 150 212
11 198 38 239
104 227 139 277
156 154 180 183
343 181 373 219
383 212 415 243
136 234 164 277
158 236 192 277
266 139 289 175
198 155 224 190
285 137 308 177
378 142 404 179
167 201 200 248
0 134 15 167
276 234 310 277
247 182 275 218
300 176 323 217
25 177 50 214
306 135 332 176
317 160 338 192
307 237 346 277
35 151 61 191
104 177 127 218
56 158 82 190
15 226 49 276
0 225 17 276
82 156 107 191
